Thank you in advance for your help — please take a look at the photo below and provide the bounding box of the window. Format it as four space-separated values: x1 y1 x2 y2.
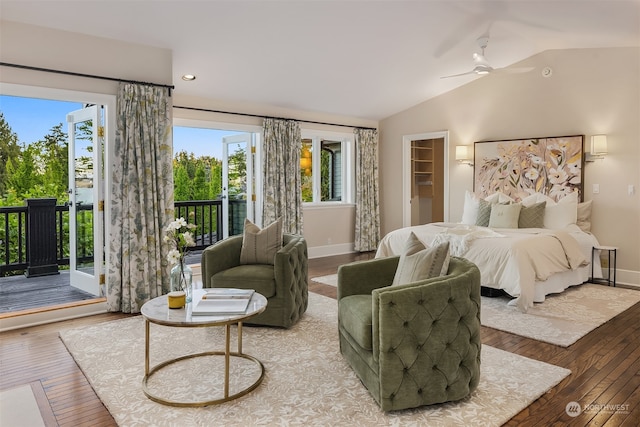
300 130 354 204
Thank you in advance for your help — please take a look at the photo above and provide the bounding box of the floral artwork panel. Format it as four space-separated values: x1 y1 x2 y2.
474 135 584 202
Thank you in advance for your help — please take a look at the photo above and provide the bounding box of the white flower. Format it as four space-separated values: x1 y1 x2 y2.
167 249 181 265
525 168 539 181
183 231 196 247
548 168 568 185
165 217 197 265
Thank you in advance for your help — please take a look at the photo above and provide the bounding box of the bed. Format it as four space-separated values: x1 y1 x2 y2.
377 135 602 312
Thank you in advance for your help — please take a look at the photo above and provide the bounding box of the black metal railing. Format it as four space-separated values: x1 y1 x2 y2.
0 198 247 276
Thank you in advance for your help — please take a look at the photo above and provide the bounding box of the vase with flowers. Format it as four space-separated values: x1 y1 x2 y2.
165 217 197 303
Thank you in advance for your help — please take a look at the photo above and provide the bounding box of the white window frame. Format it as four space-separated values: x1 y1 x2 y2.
301 129 355 206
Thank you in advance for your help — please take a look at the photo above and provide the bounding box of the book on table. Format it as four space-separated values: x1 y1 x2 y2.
192 288 254 315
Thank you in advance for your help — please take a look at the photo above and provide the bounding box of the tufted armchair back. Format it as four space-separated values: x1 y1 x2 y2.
337 256 481 411
201 233 308 328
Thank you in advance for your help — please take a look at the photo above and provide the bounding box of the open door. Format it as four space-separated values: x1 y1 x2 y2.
67 105 103 296
222 133 254 238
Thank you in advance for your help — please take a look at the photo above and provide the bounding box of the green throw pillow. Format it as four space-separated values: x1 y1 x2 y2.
475 199 492 227
392 233 450 286
239 217 283 265
518 201 546 228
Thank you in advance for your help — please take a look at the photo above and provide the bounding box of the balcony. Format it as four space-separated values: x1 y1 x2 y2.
0 198 246 315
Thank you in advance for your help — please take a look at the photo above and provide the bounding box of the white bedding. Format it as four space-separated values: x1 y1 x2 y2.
376 222 602 312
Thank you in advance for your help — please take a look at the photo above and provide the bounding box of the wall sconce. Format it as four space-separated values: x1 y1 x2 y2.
455 145 474 166
585 135 608 162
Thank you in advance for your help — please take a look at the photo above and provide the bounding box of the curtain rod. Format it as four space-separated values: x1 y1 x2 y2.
0 62 175 94
174 105 377 131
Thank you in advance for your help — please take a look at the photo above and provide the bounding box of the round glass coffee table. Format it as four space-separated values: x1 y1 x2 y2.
140 289 267 407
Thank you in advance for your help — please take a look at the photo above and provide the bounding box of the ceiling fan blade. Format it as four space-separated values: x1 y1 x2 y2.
440 70 476 79
491 66 535 74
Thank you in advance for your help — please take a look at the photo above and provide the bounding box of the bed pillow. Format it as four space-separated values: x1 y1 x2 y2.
521 192 553 207
239 217 283 265
392 233 450 286
577 200 592 232
484 192 515 204
518 201 546 228
461 191 481 225
489 203 522 228
475 199 493 227
544 192 578 229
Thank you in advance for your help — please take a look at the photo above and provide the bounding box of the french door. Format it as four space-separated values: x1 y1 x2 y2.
67 105 103 296
221 133 254 238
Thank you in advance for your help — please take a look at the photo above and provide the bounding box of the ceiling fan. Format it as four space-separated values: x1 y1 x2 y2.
440 37 533 79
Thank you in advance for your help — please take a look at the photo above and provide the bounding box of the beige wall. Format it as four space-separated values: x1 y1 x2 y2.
379 47 640 285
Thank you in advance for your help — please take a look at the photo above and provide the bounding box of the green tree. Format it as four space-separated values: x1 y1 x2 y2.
193 164 208 200
0 113 20 196
6 144 41 197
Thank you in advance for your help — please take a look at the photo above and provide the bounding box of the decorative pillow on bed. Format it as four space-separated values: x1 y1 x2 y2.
484 191 515 204
461 190 481 225
521 192 579 229
392 233 450 286
489 203 522 228
239 217 283 265
577 200 592 232
518 201 546 228
544 192 578 229
475 199 493 227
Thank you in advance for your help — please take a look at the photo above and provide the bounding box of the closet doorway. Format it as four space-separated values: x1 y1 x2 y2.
402 132 449 227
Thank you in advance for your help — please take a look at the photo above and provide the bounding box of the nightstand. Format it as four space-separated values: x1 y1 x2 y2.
591 245 617 287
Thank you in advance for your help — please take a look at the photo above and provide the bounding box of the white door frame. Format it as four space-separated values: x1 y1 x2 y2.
1 83 115 297
67 105 102 295
222 133 253 238
402 131 450 228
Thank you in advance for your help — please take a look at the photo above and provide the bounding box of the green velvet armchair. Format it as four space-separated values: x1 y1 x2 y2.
201 233 308 328
337 256 481 411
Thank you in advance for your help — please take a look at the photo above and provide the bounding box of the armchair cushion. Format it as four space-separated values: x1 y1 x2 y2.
211 264 276 298
339 295 374 350
240 218 283 265
392 233 450 286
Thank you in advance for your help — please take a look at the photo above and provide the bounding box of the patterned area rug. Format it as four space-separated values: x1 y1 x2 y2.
60 293 569 427
312 275 640 347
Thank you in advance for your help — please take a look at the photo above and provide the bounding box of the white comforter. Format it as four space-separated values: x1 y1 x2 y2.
376 223 601 312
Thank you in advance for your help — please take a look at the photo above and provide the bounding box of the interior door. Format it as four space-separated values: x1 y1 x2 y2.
222 133 253 238
67 105 103 296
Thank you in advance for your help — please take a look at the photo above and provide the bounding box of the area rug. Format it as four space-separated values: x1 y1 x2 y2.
312 275 640 347
60 293 569 427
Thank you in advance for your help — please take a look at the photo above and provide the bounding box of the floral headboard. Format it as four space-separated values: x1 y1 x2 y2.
474 135 584 202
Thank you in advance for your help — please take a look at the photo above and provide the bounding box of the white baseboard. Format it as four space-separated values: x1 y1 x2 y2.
617 269 640 288
308 243 356 259
0 301 107 332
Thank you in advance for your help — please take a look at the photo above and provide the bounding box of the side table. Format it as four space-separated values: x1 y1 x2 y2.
591 245 617 287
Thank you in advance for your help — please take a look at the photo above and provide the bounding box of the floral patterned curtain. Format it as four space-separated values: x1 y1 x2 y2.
354 128 380 252
262 118 303 234
107 83 173 313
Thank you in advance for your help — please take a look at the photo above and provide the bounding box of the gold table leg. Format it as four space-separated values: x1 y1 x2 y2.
142 321 264 407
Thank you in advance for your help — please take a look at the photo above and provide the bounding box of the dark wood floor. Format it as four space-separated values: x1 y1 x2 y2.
1 252 638 426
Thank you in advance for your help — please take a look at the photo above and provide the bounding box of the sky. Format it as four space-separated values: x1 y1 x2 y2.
0 95 242 160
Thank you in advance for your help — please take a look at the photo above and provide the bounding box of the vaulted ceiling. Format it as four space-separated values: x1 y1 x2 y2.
2 1 639 121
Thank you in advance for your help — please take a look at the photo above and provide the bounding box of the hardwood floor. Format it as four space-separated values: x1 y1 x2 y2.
1 252 638 426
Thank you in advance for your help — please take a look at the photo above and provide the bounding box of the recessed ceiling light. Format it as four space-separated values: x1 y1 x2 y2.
181 74 196 81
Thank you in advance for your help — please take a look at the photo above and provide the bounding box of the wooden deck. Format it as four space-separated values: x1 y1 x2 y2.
0 271 97 314
0 251 203 315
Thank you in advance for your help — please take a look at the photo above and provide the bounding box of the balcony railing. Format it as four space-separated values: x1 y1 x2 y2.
0 198 246 277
